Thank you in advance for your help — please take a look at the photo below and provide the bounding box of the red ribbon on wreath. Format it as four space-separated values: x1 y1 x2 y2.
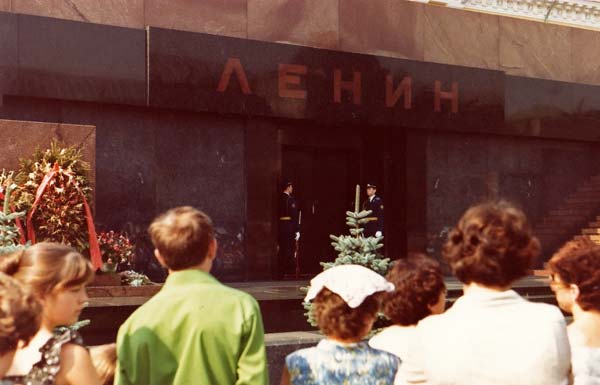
0 190 26 245
26 163 103 270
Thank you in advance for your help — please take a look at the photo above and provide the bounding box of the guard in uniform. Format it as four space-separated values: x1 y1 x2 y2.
278 181 300 278
362 183 384 238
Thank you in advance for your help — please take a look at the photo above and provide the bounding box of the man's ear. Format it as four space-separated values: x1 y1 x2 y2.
207 238 218 261
154 249 167 267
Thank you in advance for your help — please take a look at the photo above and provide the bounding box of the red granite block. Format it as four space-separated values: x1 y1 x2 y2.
248 0 338 49
13 0 144 28
145 0 247 38
340 0 424 60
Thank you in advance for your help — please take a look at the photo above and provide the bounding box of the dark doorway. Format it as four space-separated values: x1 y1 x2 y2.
282 146 359 276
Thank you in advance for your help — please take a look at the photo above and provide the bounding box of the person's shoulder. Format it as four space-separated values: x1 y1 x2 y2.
285 346 317 367
369 327 395 349
60 342 92 366
367 345 399 368
220 284 260 305
416 311 448 329
519 301 565 322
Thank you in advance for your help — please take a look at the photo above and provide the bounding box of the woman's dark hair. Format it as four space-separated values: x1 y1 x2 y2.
442 201 540 287
383 253 445 326
549 237 600 312
312 288 380 340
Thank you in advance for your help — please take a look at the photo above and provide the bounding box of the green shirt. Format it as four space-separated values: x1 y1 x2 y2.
115 269 268 385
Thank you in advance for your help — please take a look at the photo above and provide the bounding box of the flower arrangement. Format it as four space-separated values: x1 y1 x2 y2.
14 141 92 252
98 231 134 272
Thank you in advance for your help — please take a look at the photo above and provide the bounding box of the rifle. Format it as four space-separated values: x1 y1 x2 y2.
294 210 301 279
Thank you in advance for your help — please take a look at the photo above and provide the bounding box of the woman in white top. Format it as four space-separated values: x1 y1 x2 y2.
549 237 600 385
404 201 571 385
369 254 446 385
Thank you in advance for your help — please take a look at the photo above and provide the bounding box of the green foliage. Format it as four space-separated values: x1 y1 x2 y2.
0 171 26 255
322 210 389 275
303 207 391 326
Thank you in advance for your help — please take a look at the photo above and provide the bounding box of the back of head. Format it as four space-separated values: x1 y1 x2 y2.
306 264 394 340
442 201 540 287
0 242 95 299
549 238 600 312
383 253 445 326
313 288 380 341
148 206 214 271
0 272 41 356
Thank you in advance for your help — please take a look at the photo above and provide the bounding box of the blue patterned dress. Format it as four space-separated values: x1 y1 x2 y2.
286 339 398 385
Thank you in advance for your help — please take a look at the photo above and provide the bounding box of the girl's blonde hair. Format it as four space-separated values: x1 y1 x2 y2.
0 242 95 299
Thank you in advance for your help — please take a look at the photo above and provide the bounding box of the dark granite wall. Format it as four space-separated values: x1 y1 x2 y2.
425 131 600 261
1 96 246 281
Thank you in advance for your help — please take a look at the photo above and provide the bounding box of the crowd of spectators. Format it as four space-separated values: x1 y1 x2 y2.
0 201 599 385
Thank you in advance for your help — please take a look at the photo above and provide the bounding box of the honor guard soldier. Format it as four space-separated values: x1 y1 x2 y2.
362 183 384 238
278 181 300 278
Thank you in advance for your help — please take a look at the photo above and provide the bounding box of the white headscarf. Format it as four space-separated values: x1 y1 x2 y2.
304 264 394 308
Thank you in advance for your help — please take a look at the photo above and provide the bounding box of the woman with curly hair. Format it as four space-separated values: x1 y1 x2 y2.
2 242 101 385
0 272 40 380
369 254 446 384
405 201 570 385
281 264 398 385
549 237 600 384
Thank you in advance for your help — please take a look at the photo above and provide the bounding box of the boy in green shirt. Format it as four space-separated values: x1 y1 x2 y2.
115 207 268 385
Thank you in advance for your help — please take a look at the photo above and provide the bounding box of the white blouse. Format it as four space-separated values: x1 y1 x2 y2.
369 325 417 385
569 328 600 385
403 288 571 385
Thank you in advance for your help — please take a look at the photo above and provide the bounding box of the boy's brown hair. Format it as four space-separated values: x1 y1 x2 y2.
148 206 215 271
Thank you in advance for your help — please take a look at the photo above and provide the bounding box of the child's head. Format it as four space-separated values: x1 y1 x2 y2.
305 265 394 341
89 343 116 385
383 254 446 326
0 242 94 328
312 288 380 341
148 206 216 271
0 272 41 376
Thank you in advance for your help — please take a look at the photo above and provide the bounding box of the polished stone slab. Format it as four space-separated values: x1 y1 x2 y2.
12 0 144 28
145 0 246 38
0 12 18 103
86 275 554 306
17 14 146 105
0 118 96 188
423 6 499 70
149 28 505 132
339 0 424 60
572 29 600 86
499 17 572 82
248 0 338 49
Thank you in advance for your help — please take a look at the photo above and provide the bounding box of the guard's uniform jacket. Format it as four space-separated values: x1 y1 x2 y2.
278 192 300 275
362 195 384 237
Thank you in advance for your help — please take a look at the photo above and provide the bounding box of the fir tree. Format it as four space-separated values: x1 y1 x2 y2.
0 177 26 255
322 209 389 275
303 185 391 325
